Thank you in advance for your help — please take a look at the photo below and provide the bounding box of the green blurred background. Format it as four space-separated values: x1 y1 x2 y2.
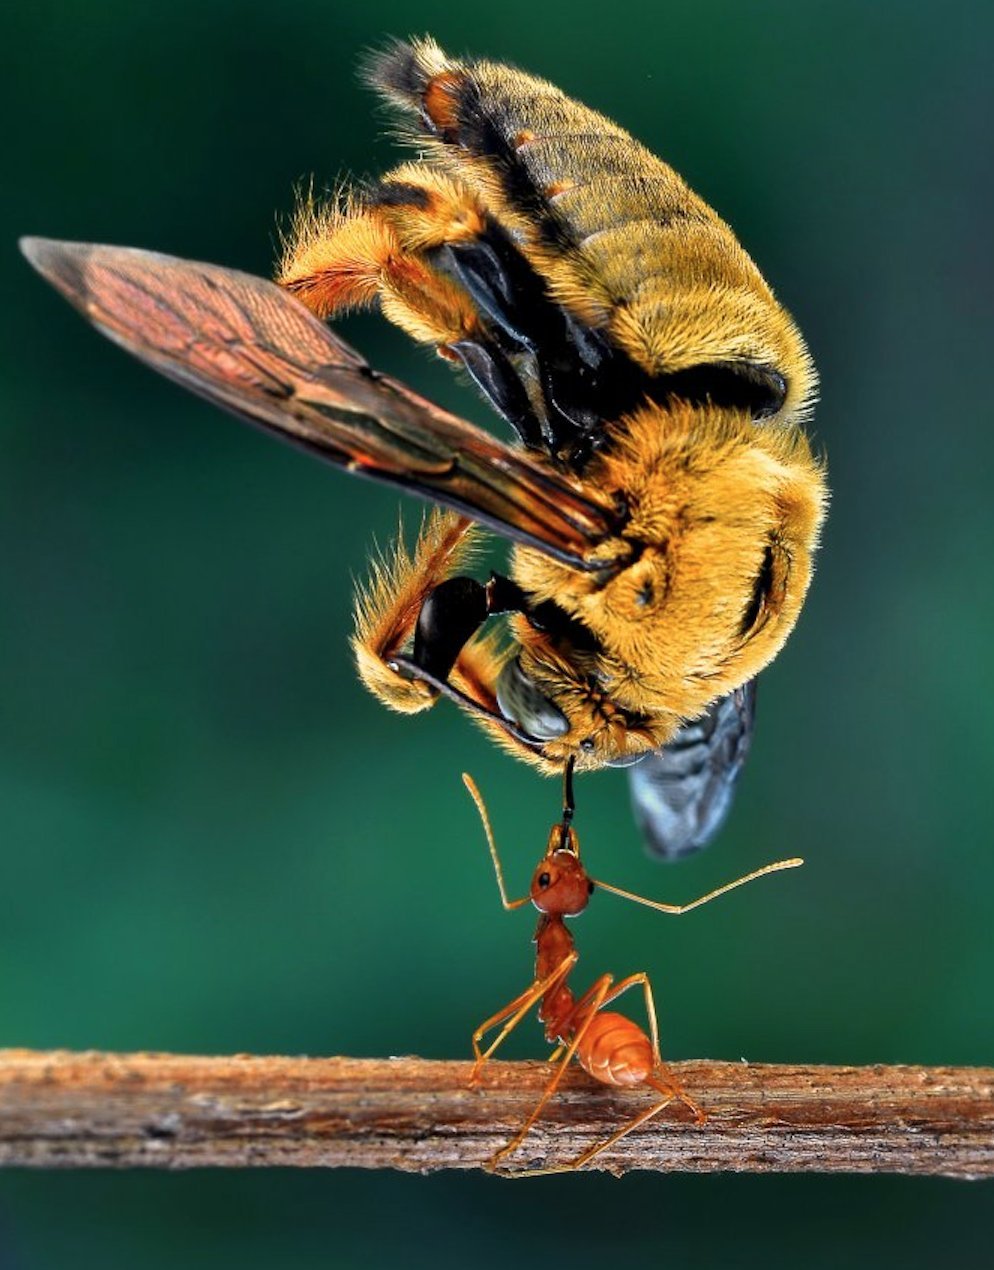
2 0 993 1265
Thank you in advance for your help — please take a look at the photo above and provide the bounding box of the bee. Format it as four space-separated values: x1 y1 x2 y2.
20 38 827 859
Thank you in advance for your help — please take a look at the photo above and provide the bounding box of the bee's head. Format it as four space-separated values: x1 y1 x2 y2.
515 402 828 740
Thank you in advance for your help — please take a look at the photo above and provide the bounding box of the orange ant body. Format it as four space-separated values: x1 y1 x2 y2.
463 763 801 1175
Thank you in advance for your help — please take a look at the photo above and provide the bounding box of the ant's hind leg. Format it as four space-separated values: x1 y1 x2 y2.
510 1090 678 1178
594 971 706 1126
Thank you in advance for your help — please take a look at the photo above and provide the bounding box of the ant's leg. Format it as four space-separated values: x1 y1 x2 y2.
591 971 706 1125
471 953 577 1082
567 1084 679 1173
490 974 614 1172
594 972 661 1059
510 1092 678 1178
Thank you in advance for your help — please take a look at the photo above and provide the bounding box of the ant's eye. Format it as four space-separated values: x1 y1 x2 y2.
538 872 551 888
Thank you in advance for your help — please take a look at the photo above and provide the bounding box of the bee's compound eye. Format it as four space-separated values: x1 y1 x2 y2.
496 658 569 741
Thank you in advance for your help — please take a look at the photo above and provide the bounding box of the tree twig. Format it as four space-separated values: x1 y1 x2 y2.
0 1050 991 1177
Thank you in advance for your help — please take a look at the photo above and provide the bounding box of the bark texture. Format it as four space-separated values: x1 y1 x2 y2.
0 1050 991 1178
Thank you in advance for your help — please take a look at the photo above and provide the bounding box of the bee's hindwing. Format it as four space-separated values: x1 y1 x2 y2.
627 680 757 860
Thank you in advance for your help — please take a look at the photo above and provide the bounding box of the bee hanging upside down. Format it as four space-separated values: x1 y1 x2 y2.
20 38 828 858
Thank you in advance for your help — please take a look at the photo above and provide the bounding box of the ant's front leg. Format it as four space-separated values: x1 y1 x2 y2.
470 954 578 1085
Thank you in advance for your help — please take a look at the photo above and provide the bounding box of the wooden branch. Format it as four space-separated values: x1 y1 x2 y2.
0 1050 991 1177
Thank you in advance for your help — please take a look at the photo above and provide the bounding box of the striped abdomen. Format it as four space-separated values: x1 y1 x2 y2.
369 38 815 419
575 1011 654 1088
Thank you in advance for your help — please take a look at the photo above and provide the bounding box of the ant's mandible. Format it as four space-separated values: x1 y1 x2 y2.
463 760 802 1176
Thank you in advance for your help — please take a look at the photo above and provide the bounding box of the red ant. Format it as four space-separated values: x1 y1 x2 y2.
462 761 802 1176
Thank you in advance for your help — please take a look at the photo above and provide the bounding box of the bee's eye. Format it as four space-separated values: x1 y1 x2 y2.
538 872 551 888
496 658 570 741
740 543 776 635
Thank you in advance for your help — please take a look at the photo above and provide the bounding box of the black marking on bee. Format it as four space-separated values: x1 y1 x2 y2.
527 600 602 653
740 542 775 635
441 228 787 450
364 40 429 101
649 362 788 420
486 572 602 654
366 180 432 211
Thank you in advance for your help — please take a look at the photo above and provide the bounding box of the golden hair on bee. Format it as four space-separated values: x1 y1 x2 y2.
352 508 479 714
23 38 829 852
280 37 829 785
355 37 818 428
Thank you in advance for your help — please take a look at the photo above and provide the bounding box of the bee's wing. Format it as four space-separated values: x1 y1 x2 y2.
627 680 757 860
19 238 621 571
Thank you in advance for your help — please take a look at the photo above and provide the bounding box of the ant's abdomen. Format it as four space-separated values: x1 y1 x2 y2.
577 1012 653 1088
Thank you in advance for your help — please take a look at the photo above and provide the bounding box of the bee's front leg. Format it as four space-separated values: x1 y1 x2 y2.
353 510 567 757
352 508 485 714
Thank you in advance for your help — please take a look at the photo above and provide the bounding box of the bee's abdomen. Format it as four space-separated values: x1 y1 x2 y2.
370 39 711 264
368 39 812 408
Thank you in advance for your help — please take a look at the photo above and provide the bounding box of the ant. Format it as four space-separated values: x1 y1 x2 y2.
462 759 802 1176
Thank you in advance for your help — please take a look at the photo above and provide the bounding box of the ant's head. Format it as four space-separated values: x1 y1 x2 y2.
530 822 593 917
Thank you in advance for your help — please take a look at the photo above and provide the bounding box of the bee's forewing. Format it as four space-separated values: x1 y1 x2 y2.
20 239 620 570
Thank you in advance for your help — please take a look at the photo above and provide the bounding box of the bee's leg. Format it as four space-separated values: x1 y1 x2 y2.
351 500 555 753
366 166 551 449
352 511 532 728
352 508 482 714
279 169 548 450
370 166 642 462
278 177 481 348
440 337 544 450
369 166 573 449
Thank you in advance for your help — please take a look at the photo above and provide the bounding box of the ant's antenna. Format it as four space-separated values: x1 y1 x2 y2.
462 773 530 911
591 856 804 916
